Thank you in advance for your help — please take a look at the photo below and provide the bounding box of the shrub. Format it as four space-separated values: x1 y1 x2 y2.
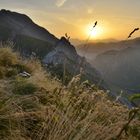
13 80 38 95
0 47 19 67
14 63 33 73
5 68 18 78
0 66 5 78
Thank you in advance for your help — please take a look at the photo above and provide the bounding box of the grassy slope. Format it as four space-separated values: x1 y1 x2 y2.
0 44 139 140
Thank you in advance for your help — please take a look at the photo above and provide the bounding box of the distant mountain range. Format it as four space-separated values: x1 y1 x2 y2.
76 38 136 61
0 9 105 86
77 38 140 105
71 38 118 46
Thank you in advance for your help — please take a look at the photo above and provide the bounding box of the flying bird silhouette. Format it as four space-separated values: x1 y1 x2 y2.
128 28 139 38
93 21 97 28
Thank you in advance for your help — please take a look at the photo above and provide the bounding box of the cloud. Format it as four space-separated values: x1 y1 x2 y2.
56 0 67 7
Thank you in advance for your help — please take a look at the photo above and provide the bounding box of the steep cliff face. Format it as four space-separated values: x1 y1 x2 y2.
43 37 78 64
43 37 104 86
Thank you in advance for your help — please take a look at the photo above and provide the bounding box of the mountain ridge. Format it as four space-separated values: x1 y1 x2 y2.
0 9 58 44
76 37 140 61
0 9 105 88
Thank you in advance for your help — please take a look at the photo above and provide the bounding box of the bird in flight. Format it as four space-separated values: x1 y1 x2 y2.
93 21 97 28
128 28 139 38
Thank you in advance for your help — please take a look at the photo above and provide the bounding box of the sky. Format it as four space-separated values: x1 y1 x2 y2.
0 0 140 40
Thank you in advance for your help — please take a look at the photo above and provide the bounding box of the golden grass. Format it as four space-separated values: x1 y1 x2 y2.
0 44 139 140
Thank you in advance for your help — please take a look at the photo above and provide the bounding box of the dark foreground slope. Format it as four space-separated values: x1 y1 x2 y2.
0 9 104 86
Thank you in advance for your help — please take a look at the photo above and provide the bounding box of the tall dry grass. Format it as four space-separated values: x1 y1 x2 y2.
0 44 139 140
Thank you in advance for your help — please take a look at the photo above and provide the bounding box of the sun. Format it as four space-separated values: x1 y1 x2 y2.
85 24 103 39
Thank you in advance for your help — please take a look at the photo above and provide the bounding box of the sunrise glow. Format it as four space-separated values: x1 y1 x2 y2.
85 24 104 39
0 0 140 40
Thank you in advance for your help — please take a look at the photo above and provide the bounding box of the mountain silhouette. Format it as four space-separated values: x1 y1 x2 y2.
0 9 105 87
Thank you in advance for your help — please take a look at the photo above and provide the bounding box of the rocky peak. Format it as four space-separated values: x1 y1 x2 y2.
0 9 12 14
0 9 33 23
60 37 71 45
55 36 78 58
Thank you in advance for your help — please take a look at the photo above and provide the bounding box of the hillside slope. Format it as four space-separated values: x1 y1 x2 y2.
0 45 139 140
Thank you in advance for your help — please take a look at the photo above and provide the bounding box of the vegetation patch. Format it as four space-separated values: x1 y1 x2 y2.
13 80 38 95
0 45 139 140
